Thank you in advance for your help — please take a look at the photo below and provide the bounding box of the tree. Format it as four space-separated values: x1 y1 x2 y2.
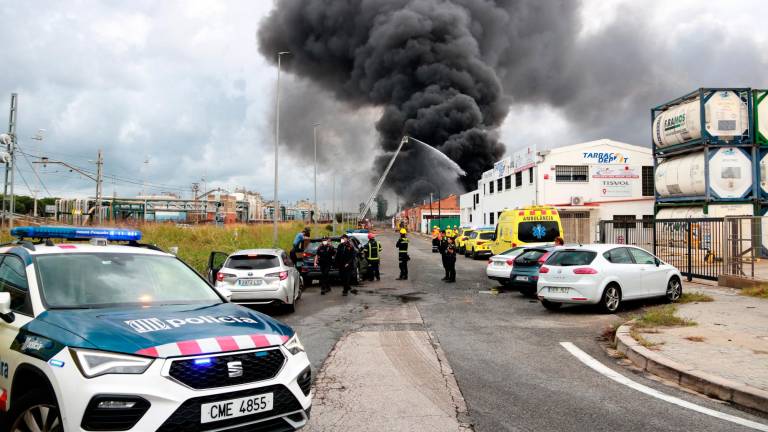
375 195 388 221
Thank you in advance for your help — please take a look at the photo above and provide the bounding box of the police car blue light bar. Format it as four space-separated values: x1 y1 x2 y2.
10 226 143 242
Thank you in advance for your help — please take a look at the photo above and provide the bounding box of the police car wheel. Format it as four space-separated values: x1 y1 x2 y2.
9 390 62 432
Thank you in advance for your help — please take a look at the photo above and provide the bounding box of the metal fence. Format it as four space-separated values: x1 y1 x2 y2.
598 217 768 282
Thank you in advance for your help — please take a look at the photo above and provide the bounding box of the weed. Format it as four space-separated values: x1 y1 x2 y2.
678 291 714 304
630 327 661 349
634 304 697 329
740 286 768 300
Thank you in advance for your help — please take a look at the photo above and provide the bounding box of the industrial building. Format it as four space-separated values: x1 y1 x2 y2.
396 195 460 233
460 139 655 243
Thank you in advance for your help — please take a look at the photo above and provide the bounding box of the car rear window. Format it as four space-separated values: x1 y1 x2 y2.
225 255 280 270
546 250 597 266
514 249 549 264
479 232 494 240
306 240 341 253
518 221 561 243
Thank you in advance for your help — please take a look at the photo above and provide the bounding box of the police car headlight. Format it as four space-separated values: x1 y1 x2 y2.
284 334 305 355
71 348 154 378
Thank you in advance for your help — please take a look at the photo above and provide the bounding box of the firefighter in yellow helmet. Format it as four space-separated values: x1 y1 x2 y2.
396 229 409 280
431 225 440 253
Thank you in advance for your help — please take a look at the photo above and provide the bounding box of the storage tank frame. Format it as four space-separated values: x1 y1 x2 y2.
651 88 754 157
753 89 768 145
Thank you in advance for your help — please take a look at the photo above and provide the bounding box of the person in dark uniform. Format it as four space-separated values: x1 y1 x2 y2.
335 234 358 296
444 237 457 283
396 229 409 280
439 233 449 281
364 233 382 281
314 236 336 295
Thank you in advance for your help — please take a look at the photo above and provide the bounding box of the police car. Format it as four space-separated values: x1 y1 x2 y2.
0 227 312 431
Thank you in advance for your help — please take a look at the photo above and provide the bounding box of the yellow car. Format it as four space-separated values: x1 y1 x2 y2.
464 226 496 259
456 227 475 254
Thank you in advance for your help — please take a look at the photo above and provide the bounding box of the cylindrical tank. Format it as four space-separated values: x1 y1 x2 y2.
655 147 753 199
657 204 753 219
653 91 749 148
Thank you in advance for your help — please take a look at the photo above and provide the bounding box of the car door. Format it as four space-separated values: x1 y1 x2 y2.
602 247 643 299
206 251 229 284
280 252 298 300
0 255 36 405
627 247 668 296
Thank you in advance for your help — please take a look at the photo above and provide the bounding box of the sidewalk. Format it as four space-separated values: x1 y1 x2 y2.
615 283 768 413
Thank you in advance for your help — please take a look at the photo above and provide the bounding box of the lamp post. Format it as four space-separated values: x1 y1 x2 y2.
273 51 290 246
313 122 320 224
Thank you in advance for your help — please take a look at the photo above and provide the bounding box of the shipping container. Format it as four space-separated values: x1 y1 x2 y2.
656 203 754 218
652 88 752 154
655 147 754 201
754 89 768 145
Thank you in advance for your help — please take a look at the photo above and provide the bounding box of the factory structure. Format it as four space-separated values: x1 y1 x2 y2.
459 140 656 243
54 189 322 225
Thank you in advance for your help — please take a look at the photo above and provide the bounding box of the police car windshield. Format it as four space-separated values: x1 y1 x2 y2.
35 253 221 309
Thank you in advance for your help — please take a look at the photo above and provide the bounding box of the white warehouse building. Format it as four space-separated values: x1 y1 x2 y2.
460 139 655 243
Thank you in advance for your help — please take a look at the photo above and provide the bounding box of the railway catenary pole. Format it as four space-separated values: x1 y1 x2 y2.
2 94 18 229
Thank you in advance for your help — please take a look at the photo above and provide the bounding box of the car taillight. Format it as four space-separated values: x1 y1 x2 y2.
216 272 235 282
506 259 515 266
573 267 598 275
511 243 517 248
539 266 550 273
487 259 493 266
538 252 551 264
477 241 485 245
266 271 289 280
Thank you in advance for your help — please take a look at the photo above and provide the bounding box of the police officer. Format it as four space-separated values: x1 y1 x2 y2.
335 234 358 296
396 228 409 280
314 236 336 295
291 227 311 264
444 236 457 283
364 233 382 281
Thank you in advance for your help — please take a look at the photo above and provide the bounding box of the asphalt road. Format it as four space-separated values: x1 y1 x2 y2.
273 230 768 432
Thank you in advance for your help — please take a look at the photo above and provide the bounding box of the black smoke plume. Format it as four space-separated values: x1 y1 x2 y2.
258 0 578 203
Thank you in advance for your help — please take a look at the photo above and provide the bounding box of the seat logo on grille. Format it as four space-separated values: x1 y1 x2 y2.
227 361 243 378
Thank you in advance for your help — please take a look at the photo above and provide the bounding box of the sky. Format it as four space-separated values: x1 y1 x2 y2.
0 0 767 212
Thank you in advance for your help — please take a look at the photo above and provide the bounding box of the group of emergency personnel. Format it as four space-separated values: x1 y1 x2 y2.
432 225 459 283
291 225 408 295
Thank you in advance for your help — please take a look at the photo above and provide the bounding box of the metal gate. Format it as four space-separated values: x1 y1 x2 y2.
599 218 725 281
560 211 591 244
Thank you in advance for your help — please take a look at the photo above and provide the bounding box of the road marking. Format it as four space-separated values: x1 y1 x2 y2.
560 342 768 432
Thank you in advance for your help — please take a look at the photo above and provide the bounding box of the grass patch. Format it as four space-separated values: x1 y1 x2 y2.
634 304 697 329
630 327 661 349
679 291 714 304
740 286 768 299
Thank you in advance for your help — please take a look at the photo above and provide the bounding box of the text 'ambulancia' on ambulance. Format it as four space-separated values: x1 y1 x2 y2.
0 226 312 431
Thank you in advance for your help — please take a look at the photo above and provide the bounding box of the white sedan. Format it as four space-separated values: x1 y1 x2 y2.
536 244 683 313
486 247 526 286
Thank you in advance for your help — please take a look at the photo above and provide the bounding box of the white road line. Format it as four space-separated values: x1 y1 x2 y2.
560 342 768 432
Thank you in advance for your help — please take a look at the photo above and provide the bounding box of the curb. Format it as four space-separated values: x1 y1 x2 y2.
615 323 768 415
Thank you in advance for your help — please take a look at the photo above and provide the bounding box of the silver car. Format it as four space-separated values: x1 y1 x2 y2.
207 249 302 312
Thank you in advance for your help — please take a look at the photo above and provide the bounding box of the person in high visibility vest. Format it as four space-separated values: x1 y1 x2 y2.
396 228 409 280
431 225 440 253
445 227 453 238
364 233 382 281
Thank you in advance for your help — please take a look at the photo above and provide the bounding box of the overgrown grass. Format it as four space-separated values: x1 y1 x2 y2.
630 327 661 349
740 286 768 299
679 291 714 304
634 304 697 329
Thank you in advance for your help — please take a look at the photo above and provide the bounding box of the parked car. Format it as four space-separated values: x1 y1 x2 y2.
486 246 526 286
456 227 475 254
208 249 302 313
464 227 496 259
509 245 556 296
536 244 683 313
299 236 368 286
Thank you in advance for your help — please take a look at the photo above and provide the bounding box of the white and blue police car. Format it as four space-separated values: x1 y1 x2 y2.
0 227 312 432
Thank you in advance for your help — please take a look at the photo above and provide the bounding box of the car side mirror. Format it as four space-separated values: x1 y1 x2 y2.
655 258 661 267
0 292 14 323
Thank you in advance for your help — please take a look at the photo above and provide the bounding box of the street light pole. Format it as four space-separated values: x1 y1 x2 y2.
313 122 319 224
273 51 290 247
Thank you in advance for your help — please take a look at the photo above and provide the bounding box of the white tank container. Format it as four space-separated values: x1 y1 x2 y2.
656 204 752 219
655 147 753 199
756 90 768 143
653 91 749 148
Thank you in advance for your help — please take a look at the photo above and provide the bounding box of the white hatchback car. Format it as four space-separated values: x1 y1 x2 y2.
536 244 683 313
486 247 525 286
208 249 302 313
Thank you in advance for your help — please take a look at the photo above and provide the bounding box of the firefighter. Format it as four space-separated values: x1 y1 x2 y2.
444 236 457 283
314 236 336 295
439 232 450 280
290 227 311 265
335 234 358 296
364 233 382 281
452 225 459 240
445 226 453 239
431 225 440 253
396 228 409 280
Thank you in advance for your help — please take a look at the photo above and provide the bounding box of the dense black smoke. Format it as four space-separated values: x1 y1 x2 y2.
258 0 578 202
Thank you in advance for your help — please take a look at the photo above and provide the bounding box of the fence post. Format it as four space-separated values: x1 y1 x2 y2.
686 219 692 281
652 219 657 256
599 220 605 243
